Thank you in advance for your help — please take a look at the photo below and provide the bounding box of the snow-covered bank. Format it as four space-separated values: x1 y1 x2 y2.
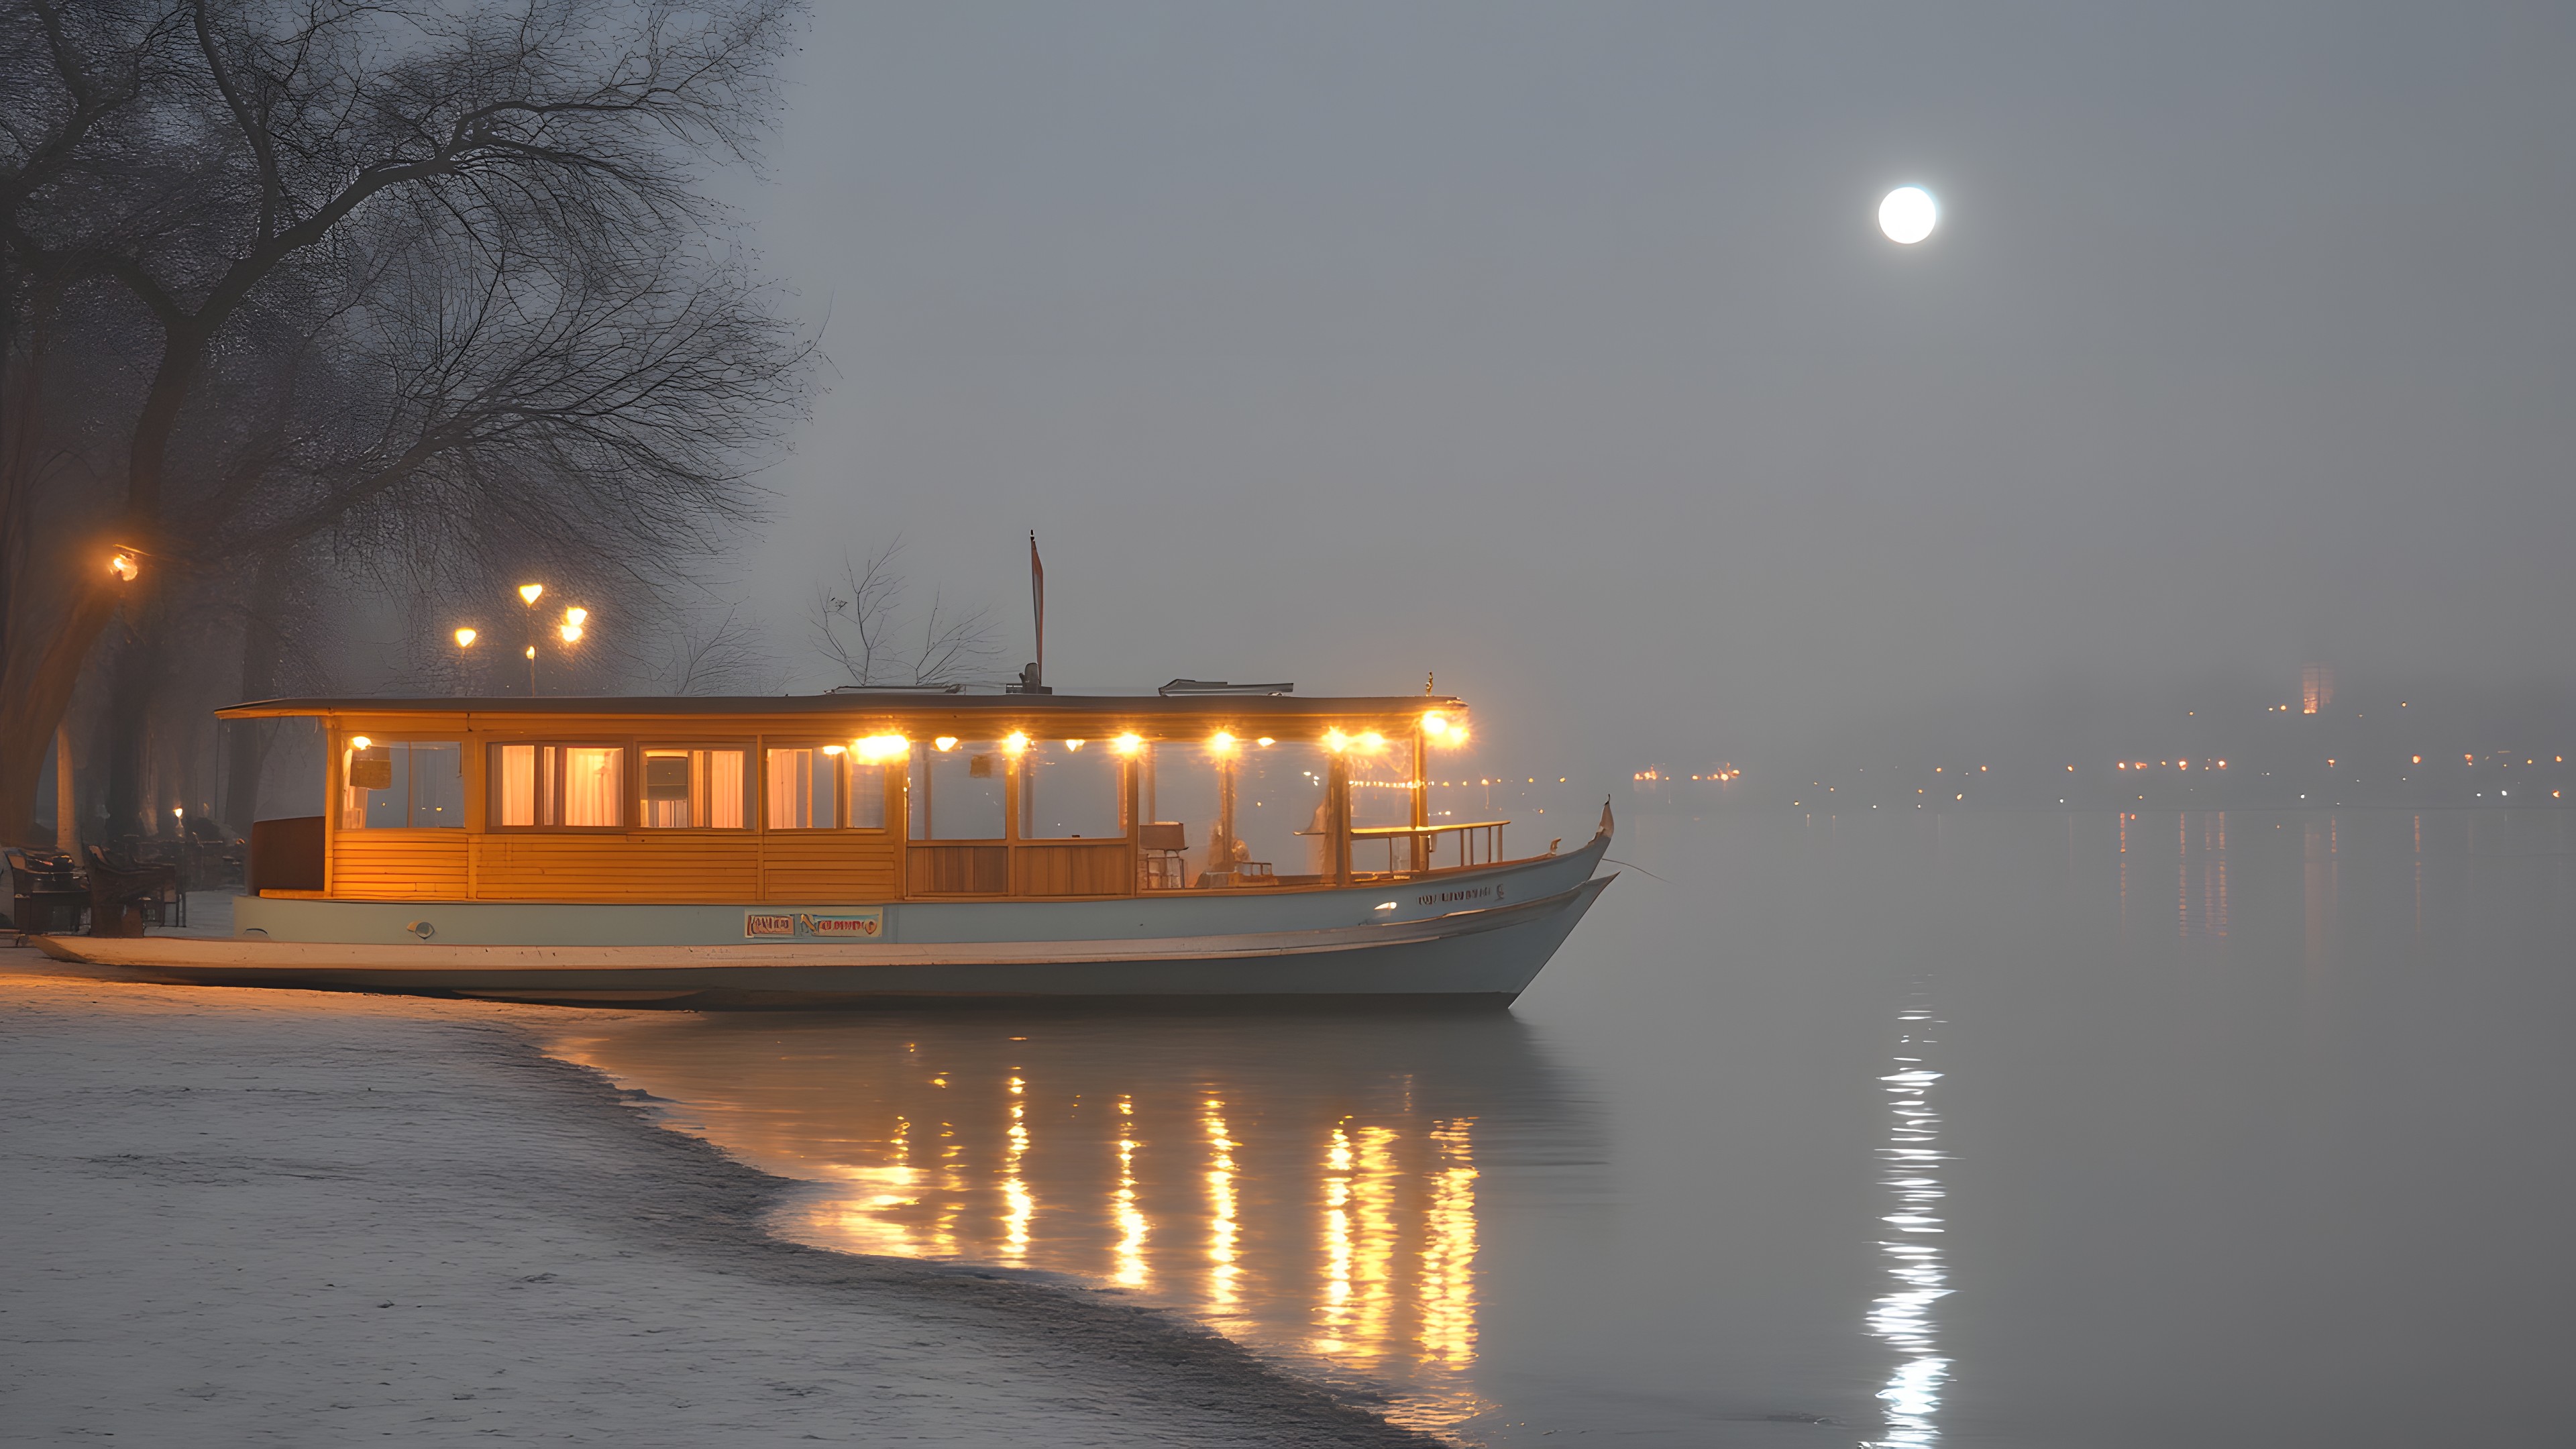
0 958 1437 1446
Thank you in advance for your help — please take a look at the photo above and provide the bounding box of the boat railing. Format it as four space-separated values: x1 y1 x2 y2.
1347 819 1508 875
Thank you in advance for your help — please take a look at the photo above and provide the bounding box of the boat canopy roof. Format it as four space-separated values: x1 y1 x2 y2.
215 692 1468 739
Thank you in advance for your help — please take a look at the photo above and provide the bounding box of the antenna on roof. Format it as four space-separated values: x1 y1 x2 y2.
1014 531 1051 694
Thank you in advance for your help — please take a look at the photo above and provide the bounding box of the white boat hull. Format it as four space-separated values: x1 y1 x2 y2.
36 838 1615 1007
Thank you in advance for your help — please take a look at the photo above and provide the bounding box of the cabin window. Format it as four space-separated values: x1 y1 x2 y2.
641 747 747 828
910 740 1006 840
849 762 889 828
765 747 837 828
1018 741 1124 839
341 741 464 829
761 748 889 830
490 743 625 828
1236 742 1332 879
1140 738 1321 884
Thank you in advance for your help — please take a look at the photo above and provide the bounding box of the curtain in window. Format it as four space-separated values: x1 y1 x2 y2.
498 745 539 826
706 750 745 828
563 747 623 827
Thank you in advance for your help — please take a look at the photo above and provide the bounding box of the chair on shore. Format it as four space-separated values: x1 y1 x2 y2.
85 844 181 937
6 849 89 941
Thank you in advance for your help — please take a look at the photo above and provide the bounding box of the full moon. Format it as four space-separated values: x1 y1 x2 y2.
1878 186 1938 244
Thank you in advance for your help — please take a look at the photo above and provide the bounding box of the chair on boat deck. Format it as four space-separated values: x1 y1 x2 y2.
1138 821 1189 890
7 849 89 940
85 844 181 937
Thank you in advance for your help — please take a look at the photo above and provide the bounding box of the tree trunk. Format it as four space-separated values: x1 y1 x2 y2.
0 582 122 848
101 606 161 845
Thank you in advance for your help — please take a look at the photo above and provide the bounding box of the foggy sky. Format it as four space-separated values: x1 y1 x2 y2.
716 2 2576 778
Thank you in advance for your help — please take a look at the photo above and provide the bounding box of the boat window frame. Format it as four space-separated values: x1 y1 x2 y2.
333 732 471 833
482 739 633 833
759 738 898 833
633 739 757 831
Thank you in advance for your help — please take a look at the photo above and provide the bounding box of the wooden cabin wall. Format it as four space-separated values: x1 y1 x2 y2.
330 833 471 900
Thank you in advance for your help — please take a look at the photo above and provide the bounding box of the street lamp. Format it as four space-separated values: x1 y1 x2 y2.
518 584 546 693
452 627 478 696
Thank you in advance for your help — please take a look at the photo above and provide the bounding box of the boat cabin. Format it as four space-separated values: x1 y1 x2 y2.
219 690 1517 904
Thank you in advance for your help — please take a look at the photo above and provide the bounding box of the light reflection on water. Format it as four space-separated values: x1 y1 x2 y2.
545 1011 1583 1434
1866 998 1950 1448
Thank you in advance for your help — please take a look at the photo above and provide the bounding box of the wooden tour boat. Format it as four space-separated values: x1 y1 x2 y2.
39 686 1613 1006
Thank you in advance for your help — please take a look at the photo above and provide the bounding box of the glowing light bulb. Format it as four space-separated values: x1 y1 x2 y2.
519 584 543 605
349 736 372 751
453 627 477 648
107 553 140 582
1004 732 1030 755
558 623 582 643
1066 739 1085 751
564 606 588 627
935 737 959 752
822 744 845 755
1322 729 1350 753
1113 733 1144 756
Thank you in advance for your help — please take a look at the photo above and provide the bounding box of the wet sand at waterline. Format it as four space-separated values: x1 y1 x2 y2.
0 957 1434 1446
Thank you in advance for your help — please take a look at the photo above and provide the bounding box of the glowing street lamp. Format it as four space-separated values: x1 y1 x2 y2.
517 584 549 693
451 627 478 697
107 551 140 582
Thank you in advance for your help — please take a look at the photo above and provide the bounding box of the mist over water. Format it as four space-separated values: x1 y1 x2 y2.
549 806 2576 1446
700 1 2576 787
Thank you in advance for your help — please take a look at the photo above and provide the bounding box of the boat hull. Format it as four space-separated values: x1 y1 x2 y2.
34 845 1615 1007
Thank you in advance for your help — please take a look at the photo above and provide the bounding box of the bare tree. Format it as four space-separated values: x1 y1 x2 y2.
0 0 808 841
661 601 775 696
808 539 1000 688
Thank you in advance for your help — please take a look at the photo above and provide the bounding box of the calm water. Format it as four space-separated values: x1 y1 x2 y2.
545 810 2576 1446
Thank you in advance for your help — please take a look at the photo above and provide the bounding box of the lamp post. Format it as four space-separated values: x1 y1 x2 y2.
452 627 478 696
518 584 544 693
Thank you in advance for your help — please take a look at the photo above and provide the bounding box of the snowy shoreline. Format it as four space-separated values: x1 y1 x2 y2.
0 955 1440 1446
